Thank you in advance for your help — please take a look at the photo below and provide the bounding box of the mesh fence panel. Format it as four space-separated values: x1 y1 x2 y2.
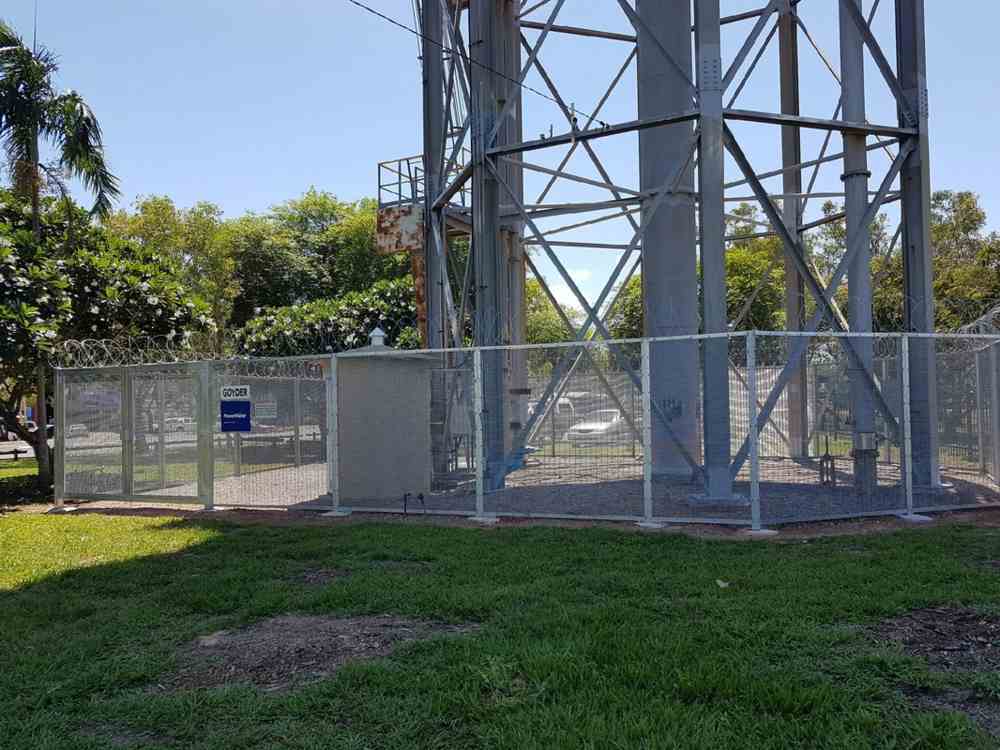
912 337 1000 511
55 334 1000 523
646 336 752 524
63 369 125 497
753 334 906 524
130 367 198 499
486 341 644 518
211 359 330 509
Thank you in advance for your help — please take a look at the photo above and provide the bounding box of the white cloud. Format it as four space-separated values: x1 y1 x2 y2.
548 282 583 311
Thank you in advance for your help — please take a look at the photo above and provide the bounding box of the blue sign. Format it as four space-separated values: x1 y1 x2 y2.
220 400 252 433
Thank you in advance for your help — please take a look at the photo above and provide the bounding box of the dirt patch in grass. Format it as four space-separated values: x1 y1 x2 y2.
296 568 350 586
874 606 1000 672
902 686 1000 740
155 615 476 693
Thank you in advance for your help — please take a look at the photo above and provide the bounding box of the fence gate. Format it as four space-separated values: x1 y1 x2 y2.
57 357 333 510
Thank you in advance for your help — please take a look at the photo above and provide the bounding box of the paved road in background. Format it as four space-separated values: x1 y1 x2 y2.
0 440 36 459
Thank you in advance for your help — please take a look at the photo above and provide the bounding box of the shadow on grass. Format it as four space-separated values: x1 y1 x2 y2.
2 515 1000 749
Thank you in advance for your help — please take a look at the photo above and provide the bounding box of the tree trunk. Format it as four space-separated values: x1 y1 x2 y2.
35 363 52 492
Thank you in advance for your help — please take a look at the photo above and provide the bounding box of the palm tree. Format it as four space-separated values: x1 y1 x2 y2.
0 19 120 490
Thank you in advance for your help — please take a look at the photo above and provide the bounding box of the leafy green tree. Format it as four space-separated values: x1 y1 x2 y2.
104 196 238 353
271 189 408 297
816 192 1000 332
0 192 208 489
237 277 419 357
219 215 327 328
1 19 119 488
525 277 582 344
606 275 643 341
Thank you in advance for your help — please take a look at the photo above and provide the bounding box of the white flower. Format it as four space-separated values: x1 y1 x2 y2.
43 330 56 339
147 295 159 305
90 305 99 314
91 325 98 331
139 282 150 291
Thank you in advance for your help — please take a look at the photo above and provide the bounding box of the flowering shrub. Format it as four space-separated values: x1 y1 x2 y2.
0 191 210 436
237 276 420 357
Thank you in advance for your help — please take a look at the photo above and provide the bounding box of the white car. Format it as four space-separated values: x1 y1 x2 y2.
564 409 632 447
67 423 89 437
527 397 575 421
164 417 195 433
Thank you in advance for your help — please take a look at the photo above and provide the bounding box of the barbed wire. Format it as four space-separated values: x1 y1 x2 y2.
49 336 214 369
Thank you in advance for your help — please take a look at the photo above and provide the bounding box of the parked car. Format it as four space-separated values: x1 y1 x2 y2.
164 417 195 433
564 409 632 447
24 420 55 439
527 397 575 422
68 423 89 437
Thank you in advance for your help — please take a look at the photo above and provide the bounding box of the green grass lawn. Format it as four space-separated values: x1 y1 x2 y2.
0 457 37 480
2 515 1000 749
0 458 45 505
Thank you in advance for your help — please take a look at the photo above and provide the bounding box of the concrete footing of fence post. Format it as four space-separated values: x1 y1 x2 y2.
470 514 500 526
897 513 934 523
321 507 352 518
743 528 779 538
636 520 666 530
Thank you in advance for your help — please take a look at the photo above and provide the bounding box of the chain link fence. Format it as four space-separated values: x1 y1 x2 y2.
54 332 1000 527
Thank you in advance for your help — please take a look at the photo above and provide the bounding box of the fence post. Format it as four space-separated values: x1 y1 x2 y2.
991 343 1000 490
197 362 215 511
322 355 348 516
748 332 762 531
472 349 492 522
901 335 917 516
293 376 303 468
976 349 986 476
639 340 658 528
120 367 134 498
157 375 167 490
53 368 66 508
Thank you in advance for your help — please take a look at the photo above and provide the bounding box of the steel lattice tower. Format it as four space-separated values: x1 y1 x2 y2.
377 0 938 498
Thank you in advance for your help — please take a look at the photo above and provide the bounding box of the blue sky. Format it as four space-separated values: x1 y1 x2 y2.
5 1 999 309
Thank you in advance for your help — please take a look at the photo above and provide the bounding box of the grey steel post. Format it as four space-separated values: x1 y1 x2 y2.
897 0 940 488
637 0 700 480
641 340 653 522
470 0 510 492
901 335 915 513
473 348 486 516
748 332 761 529
293 376 302 468
120 367 134 498
53 368 65 507
196 362 215 510
991 344 1000 490
695 0 732 500
976 350 986 475
840 0 877 494
423 0 450 482
779 1 808 458
324 355 344 513
157 375 166 490
421 0 445 351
